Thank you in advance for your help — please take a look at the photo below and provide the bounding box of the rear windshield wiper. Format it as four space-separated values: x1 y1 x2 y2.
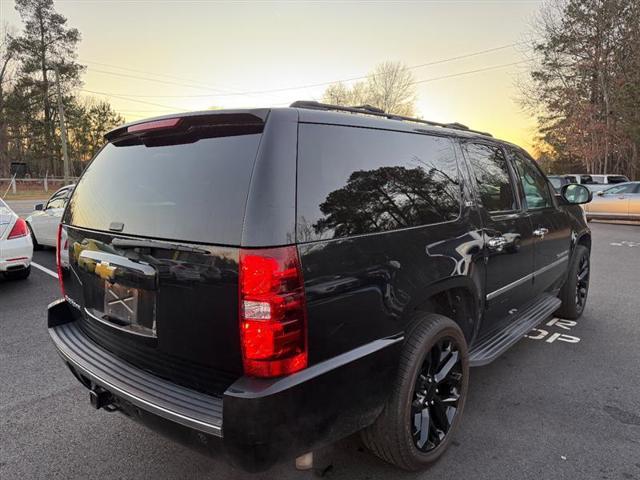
111 237 210 254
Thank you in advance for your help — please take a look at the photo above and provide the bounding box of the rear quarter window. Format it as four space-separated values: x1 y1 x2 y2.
296 124 461 242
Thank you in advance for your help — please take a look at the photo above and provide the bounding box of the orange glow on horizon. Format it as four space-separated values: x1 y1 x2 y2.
1 0 543 153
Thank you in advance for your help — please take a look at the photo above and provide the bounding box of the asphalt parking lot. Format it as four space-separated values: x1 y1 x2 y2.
1 222 639 480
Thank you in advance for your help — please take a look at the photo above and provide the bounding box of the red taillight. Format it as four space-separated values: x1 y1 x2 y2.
56 224 67 296
127 117 181 134
239 246 308 378
7 218 28 239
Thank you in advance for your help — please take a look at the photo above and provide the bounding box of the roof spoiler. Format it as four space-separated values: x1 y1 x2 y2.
104 110 269 142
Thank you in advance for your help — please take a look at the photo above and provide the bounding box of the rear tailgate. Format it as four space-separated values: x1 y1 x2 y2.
60 112 267 395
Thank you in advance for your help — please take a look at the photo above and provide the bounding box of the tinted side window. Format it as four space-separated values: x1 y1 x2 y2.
46 198 65 209
512 151 554 209
581 175 593 184
46 189 69 209
607 176 629 184
297 124 461 241
464 143 517 213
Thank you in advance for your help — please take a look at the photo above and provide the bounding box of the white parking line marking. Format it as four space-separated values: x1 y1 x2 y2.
610 241 640 247
31 262 58 279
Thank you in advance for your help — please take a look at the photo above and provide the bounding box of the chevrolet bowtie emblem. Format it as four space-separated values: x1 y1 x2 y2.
95 261 116 281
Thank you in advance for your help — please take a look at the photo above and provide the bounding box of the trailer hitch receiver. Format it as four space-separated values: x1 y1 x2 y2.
89 387 115 410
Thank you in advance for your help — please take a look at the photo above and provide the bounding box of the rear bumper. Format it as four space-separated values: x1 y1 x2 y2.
49 313 223 436
48 299 402 472
0 235 33 272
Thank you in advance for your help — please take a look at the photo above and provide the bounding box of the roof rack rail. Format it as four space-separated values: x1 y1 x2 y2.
289 100 493 137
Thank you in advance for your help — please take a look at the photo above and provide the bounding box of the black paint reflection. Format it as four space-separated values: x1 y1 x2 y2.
311 165 460 239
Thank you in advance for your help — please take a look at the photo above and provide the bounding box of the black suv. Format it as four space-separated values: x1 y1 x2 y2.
48 101 593 472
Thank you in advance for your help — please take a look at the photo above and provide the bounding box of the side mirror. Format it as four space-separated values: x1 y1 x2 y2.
561 184 592 205
596 190 604 196
34 203 44 211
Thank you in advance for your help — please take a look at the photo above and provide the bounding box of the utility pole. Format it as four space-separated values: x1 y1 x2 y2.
53 65 70 183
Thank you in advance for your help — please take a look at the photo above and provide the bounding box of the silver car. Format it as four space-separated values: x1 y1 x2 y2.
583 181 640 221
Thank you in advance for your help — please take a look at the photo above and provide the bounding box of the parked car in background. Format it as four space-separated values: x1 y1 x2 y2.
583 181 640 221
26 184 75 248
0 197 33 280
565 174 595 184
548 175 577 192
589 174 629 185
564 174 630 193
47 102 592 473
565 174 629 185
583 183 609 193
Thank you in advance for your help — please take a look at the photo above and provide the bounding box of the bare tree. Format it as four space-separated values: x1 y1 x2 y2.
366 61 416 116
322 61 417 116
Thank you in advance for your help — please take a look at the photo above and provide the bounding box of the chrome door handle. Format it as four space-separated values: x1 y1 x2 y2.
533 228 549 237
487 236 508 252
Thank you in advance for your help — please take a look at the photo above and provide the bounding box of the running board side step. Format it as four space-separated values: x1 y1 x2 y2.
469 294 561 367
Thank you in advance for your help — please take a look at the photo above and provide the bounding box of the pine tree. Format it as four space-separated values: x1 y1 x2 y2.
11 0 84 176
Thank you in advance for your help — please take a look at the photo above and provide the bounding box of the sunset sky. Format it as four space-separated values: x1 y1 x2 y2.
1 0 543 152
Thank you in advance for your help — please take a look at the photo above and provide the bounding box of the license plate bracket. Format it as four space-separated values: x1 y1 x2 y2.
104 281 139 325
88 281 156 338
101 281 157 337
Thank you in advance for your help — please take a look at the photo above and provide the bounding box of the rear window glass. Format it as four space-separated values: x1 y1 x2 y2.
297 124 461 241
65 132 262 245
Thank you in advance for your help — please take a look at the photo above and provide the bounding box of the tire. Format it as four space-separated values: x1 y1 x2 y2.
361 313 469 471
28 223 41 251
4 266 31 281
555 245 590 319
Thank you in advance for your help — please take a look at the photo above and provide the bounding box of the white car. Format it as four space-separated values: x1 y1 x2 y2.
26 184 75 248
565 173 629 185
589 174 630 185
0 197 33 280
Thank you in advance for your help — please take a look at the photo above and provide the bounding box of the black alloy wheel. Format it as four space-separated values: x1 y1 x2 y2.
575 253 589 310
361 313 469 470
556 244 590 320
411 338 463 452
